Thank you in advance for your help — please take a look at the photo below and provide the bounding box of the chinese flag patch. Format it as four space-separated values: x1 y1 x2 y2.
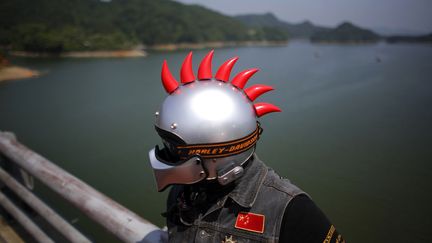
235 212 265 233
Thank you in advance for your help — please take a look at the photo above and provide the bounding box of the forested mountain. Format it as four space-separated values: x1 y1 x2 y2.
238 13 432 44
235 13 331 38
2 0 425 54
0 0 286 53
310 22 380 43
237 13 383 43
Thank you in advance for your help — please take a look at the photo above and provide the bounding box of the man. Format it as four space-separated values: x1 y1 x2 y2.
148 50 344 242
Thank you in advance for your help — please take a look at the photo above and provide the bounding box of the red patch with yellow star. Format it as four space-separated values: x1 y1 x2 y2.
235 212 265 233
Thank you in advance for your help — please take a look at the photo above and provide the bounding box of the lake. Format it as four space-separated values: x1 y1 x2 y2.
1 42 431 242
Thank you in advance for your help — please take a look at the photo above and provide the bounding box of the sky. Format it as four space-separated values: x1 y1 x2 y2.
176 0 432 35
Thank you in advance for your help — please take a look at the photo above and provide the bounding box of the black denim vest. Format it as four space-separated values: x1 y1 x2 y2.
165 154 305 243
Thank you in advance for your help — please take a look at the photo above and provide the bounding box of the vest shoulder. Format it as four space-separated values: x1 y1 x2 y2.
262 167 306 198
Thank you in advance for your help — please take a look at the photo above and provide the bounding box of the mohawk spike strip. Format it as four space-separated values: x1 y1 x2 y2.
254 102 281 117
231 68 259 89
181 51 195 84
198 50 214 80
215 56 239 82
244 84 274 101
161 60 179 93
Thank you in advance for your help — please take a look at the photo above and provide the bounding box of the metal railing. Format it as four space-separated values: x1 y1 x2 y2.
0 131 167 243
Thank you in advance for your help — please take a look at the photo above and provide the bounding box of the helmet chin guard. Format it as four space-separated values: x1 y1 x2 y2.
149 147 207 192
149 50 281 191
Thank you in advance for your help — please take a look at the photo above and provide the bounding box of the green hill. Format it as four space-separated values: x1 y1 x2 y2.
235 13 331 38
235 13 287 28
0 0 287 53
310 22 380 43
236 13 383 43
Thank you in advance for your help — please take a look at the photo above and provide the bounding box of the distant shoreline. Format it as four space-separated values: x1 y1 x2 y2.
0 66 39 83
9 49 147 58
1 41 288 82
7 41 288 58
147 40 289 51
310 39 381 44
7 38 430 60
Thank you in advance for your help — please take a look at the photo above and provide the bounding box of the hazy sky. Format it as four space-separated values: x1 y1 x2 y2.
176 0 432 34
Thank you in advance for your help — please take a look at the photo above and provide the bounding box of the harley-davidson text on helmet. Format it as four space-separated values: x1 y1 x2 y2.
149 50 281 191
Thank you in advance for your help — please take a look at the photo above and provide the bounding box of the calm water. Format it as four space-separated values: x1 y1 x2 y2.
1 42 431 242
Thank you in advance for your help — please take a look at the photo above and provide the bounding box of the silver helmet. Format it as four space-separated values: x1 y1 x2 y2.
149 50 281 191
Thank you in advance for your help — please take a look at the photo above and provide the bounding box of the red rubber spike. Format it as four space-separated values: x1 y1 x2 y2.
198 50 214 80
254 102 281 117
244 84 274 101
181 51 195 84
231 68 259 89
215 56 239 82
161 60 179 93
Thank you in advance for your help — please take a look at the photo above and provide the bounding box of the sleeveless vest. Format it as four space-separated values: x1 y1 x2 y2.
165 154 305 243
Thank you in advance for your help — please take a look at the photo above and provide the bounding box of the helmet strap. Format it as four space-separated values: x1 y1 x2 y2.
176 124 261 160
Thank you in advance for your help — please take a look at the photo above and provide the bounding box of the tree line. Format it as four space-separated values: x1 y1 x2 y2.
0 0 288 53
